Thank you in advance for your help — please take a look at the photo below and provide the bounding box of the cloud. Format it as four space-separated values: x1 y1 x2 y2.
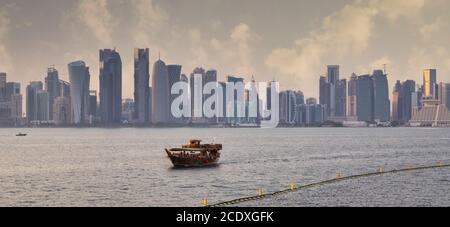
0 8 12 72
230 23 256 76
371 0 426 21
181 23 258 77
266 4 377 94
132 0 168 47
420 17 446 41
408 46 450 79
187 28 209 65
77 0 114 45
265 0 432 96
371 57 391 70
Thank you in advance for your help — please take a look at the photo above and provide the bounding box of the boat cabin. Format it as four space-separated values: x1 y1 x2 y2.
183 139 203 149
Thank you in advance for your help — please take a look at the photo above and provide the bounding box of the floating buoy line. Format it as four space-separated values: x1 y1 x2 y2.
206 162 450 207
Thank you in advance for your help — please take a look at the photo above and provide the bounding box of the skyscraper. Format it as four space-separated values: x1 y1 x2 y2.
356 75 374 122
392 80 402 122
179 74 189 124
327 65 338 117
392 80 415 123
6 82 20 102
446 84 450 111
351 71 391 123
68 61 91 125
411 91 422 117
11 94 22 126
327 65 339 84
134 48 151 124
306 97 317 105
99 49 122 124
279 90 297 125
53 96 71 125
439 83 450 111
319 65 346 120
372 70 390 122
122 99 134 123
297 102 326 125
180 74 188 83
60 80 71 98
151 57 169 124
319 76 330 118
0 74 22 126
245 77 260 124
6 81 22 125
227 76 245 125
36 90 50 121
167 65 182 123
348 73 358 119
295 91 305 105
204 70 218 123
204 70 217 87
0 73 6 102
190 67 205 123
89 90 97 118
401 80 416 122
26 81 43 123
423 69 437 99
168 65 182 90
45 66 61 120
335 79 347 118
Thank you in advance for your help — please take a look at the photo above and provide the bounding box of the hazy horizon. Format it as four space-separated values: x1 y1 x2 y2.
1 0 450 101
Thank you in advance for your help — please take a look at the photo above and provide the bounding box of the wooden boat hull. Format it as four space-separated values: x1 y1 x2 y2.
165 149 221 168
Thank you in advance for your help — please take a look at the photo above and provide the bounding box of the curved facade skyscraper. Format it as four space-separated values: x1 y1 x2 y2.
151 58 169 124
68 61 90 124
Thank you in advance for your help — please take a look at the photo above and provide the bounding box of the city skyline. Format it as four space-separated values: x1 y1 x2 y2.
2 49 450 127
1 0 450 101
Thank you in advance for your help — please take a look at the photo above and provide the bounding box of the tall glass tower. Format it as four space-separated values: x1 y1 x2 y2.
356 75 374 122
151 58 169 124
45 66 61 120
99 49 122 125
134 48 150 124
372 70 390 122
423 69 437 99
167 64 182 123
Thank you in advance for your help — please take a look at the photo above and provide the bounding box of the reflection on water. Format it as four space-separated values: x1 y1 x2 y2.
0 128 449 207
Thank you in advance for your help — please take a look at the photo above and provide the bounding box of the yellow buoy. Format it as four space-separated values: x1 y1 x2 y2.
257 189 264 196
290 182 296 191
203 197 208 207
379 168 384 173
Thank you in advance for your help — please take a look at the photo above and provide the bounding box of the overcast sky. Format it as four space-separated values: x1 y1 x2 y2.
0 0 449 100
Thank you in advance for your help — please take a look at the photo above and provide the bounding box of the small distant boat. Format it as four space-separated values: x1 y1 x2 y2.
16 133 27 137
165 139 223 167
